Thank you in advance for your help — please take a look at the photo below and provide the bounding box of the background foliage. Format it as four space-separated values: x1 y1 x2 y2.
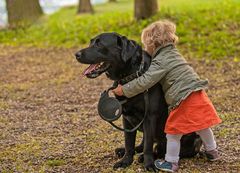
0 0 239 60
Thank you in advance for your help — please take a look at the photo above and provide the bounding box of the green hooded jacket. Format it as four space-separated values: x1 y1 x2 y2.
122 43 208 112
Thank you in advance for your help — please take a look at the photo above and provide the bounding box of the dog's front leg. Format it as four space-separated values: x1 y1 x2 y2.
113 117 136 169
143 118 156 172
115 133 144 158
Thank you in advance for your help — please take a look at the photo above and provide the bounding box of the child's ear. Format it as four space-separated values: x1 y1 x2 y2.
119 36 138 63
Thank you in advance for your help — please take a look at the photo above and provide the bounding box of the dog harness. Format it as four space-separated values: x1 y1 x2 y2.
98 53 150 132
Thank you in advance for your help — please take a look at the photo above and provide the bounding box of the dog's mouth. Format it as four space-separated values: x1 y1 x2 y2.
82 62 110 78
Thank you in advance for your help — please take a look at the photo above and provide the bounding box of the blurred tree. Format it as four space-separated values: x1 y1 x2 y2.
6 0 43 27
78 0 94 13
109 0 117 2
134 0 158 20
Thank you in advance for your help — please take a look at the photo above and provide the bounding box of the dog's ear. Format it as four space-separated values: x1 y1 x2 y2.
117 36 138 63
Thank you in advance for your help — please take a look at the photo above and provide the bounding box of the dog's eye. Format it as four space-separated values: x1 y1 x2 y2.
96 41 104 48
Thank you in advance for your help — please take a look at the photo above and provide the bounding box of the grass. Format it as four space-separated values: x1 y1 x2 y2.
0 0 240 60
46 159 65 167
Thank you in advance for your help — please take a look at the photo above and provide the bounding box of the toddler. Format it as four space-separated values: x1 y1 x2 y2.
112 20 221 172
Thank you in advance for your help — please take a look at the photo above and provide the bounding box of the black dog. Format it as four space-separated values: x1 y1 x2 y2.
75 33 202 171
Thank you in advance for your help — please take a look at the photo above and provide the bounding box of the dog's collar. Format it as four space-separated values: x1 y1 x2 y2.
117 55 146 85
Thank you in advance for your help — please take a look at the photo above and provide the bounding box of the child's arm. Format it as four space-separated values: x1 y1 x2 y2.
119 57 167 98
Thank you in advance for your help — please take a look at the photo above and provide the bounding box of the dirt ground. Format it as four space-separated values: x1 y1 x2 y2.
0 46 239 173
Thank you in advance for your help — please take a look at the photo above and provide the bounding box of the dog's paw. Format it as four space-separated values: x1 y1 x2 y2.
115 147 125 158
113 156 133 169
144 155 156 172
144 163 157 172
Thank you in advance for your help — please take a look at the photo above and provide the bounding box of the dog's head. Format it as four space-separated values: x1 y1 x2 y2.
75 32 142 80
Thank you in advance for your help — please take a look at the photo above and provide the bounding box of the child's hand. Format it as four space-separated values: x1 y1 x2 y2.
112 84 123 96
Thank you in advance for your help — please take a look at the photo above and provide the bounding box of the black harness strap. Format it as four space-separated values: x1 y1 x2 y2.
118 56 145 84
105 50 150 132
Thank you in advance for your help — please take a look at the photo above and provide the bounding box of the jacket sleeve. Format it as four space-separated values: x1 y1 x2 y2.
122 57 167 98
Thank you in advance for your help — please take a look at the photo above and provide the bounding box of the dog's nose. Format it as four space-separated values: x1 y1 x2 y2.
75 51 82 59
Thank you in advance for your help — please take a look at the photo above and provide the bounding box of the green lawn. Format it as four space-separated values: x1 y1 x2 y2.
0 0 239 60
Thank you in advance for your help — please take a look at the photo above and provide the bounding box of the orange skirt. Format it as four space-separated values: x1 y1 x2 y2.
165 90 222 134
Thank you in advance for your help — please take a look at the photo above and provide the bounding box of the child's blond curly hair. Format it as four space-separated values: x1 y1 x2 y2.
141 20 178 55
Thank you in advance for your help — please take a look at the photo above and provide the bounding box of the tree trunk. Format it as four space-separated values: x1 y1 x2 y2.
6 0 43 27
134 0 158 20
109 0 117 2
78 0 94 14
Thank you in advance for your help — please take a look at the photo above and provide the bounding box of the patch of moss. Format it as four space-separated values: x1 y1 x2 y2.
46 159 66 167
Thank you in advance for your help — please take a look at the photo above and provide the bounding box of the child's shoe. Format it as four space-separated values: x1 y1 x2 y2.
204 149 220 161
154 160 179 172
